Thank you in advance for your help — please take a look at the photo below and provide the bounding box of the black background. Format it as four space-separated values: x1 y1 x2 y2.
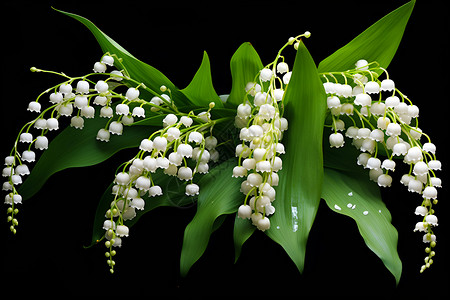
2 0 449 297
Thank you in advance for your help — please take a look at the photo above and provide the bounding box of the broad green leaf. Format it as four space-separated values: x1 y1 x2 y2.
180 158 242 277
265 41 326 273
180 51 223 108
227 42 264 107
55 8 191 107
322 167 402 284
19 117 154 200
233 215 255 263
318 0 415 72
88 170 193 247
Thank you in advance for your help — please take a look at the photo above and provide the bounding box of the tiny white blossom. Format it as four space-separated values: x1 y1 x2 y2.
260 68 273 82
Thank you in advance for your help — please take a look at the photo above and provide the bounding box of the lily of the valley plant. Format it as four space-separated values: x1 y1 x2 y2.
4 1 441 283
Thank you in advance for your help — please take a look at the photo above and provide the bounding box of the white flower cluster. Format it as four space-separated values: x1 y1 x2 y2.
234 60 290 231
102 107 220 273
324 60 441 271
2 54 129 233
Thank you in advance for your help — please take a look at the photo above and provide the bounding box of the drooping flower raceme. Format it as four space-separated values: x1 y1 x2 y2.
324 60 441 272
103 103 222 273
234 33 309 231
2 52 226 274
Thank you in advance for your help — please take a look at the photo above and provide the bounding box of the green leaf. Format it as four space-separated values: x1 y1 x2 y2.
322 167 402 284
233 215 256 263
227 42 264 107
265 41 326 273
55 8 190 107
318 0 415 72
180 51 223 108
180 159 242 277
19 117 153 200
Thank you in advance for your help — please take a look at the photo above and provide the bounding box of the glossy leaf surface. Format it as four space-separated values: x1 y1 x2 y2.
181 51 223 108
56 8 190 107
265 41 326 273
180 159 242 276
318 0 415 73
227 42 263 107
322 167 402 284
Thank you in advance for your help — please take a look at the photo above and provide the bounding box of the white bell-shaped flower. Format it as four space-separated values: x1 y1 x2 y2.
413 222 427 232
364 81 380 94
81 106 95 119
74 95 88 109
153 136 167 152
414 206 428 216
139 139 153 152
177 143 193 158
135 176 151 191
366 157 381 170
276 62 289 74
408 179 423 194
96 128 110 142
422 143 436 154
22 150 36 162
329 133 344 148
101 55 114 66
422 186 437 199
76 80 90 94
377 174 392 187
116 104 130 116
131 198 145 210
125 87 140 100
355 59 369 70
59 83 72 94
19 133 33 143
156 157 170 169
185 183 199 196
27 101 41 113
260 68 273 82
428 160 441 171
46 118 59 131
413 161 428 176
163 114 178 126
180 116 193 127
386 123 401 137
232 166 247 178
188 131 203 144
93 62 106 73
15 164 30 176
116 225 129 237
327 96 340 109
354 93 371 106
109 121 123 135
166 127 181 142
148 185 163 197
380 79 395 91
49 92 63 104
425 214 438 226
178 167 193 181
100 106 113 118
238 204 252 219
381 159 396 171
95 80 109 93
257 217 270 231
115 172 130 185
70 116 85 129
35 136 48 150
132 107 145 118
